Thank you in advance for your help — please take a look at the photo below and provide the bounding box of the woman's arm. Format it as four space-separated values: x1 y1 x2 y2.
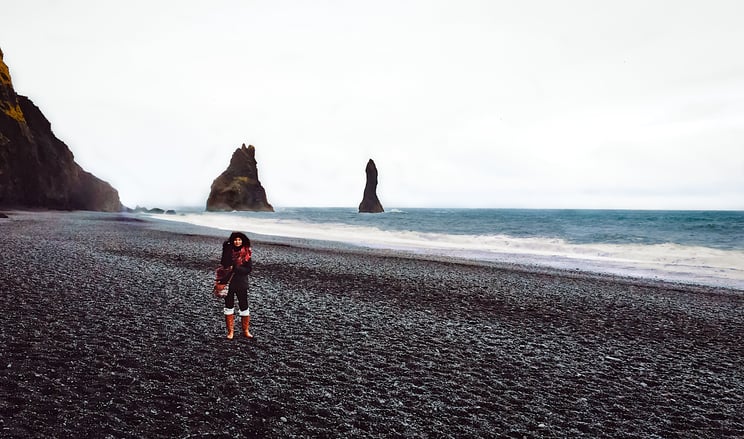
234 257 252 275
220 241 232 268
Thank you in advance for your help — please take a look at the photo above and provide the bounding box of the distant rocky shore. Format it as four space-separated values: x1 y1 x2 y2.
2 46 388 213
126 206 176 215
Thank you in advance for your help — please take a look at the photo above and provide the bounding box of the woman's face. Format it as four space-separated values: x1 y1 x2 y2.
233 237 243 247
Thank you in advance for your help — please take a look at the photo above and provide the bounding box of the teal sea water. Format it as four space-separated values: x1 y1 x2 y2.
155 208 744 290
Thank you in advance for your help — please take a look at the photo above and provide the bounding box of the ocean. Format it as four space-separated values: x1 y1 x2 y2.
153 208 744 290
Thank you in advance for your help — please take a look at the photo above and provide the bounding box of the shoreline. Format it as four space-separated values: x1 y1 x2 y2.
141 209 744 290
4 209 743 295
141 212 744 295
1 210 742 437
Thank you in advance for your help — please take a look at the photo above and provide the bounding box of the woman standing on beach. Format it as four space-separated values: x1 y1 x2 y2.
218 232 254 339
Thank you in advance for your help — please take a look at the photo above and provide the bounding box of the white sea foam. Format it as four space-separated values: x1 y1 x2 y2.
153 212 744 290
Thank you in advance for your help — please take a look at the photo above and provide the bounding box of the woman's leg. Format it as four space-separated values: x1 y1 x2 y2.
236 289 249 313
236 289 253 338
223 289 236 339
224 288 236 310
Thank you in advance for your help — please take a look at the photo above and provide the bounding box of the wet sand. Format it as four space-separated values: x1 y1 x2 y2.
0 211 742 438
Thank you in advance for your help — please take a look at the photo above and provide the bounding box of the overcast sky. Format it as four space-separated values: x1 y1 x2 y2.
2 0 743 209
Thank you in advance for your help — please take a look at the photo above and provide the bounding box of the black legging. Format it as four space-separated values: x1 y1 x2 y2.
224 287 249 312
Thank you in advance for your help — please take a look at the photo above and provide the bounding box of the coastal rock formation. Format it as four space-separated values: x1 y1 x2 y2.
206 144 274 212
358 159 384 213
0 48 122 211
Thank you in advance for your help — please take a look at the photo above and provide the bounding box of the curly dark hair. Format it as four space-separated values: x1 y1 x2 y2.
227 231 250 248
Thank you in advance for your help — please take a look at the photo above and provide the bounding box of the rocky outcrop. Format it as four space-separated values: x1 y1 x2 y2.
0 48 122 211
126 206 174 214
358 159 384 213
206 144 274 212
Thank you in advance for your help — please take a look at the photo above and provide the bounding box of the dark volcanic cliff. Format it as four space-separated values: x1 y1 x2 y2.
0 49 122 211
358 159 384 213
0 48 122 211
206 144 274 212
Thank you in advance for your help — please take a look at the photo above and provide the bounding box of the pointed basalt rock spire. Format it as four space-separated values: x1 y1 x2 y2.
358 159 384 213
0 47 122 211
206 143 274 212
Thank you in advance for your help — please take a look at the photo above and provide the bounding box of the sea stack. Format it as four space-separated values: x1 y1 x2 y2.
206 143 274 212
358 159 384 213
0 48 122 211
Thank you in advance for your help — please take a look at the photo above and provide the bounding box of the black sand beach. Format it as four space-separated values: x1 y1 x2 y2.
1 211 742 438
